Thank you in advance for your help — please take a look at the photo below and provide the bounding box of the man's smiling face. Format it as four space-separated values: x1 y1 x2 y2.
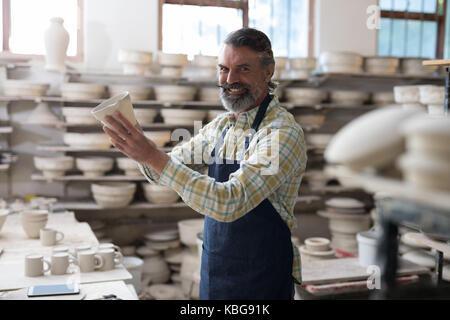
218 44 273 113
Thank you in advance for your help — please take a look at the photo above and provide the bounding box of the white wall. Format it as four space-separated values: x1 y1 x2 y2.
84 0 159 71
314 0 378 56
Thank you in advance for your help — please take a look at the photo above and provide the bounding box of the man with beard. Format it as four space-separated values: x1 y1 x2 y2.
102 27 307 300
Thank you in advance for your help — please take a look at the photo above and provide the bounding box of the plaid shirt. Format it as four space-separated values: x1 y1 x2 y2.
138 95 307 284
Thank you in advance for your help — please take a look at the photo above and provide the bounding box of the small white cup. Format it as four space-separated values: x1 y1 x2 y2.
40 228 64 246
98 248 123 271
78 250 104 273
91 92 137 132
74 244 92 257
51 252 78 275
25 254 51 277
97 243 121 253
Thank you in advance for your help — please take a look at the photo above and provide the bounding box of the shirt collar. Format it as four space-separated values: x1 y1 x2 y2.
227 94 279 130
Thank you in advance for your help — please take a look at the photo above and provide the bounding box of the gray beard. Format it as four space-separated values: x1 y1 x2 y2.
220 86 263 113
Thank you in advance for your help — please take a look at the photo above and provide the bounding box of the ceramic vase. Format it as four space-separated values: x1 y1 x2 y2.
44 17 70 72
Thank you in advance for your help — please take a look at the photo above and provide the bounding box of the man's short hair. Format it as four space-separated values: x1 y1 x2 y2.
224 27 278 91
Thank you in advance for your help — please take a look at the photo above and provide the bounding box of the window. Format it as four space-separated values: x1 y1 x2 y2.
160 0 310 58
378 0 447 59
1 0 83 60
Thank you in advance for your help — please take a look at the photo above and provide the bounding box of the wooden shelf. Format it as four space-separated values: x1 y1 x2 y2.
312 71 445 81
36 145 173 153
0 127 13 134
31 173 147 182
407 232 450 255
55 122 196 129
423 59 450 67
0 164 10 171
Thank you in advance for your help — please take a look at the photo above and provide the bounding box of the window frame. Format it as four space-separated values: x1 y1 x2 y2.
378 0 447 59
1 0 84 62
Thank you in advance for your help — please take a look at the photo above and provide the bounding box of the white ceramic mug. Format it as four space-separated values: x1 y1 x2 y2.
74 244 92 257
98 248 123 271
97 243 121 253
51 252 78 275
78 250 104 273
25 254 51 277
40 228 64 246
91 92 137 132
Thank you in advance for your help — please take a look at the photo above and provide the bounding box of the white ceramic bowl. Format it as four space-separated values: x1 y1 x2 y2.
193 55 218 68
324 106 425 170
160 67 183 77
34 156 74 178
91 182 136 196
60 83 105 99
118 49 153 64
330 90 369 106
92 192 135 209
108 85 152 101
121 63 148 75
419 85 445 105
284 88 327 105
198 87 221 102
401 58 439 75
75 157 114 177
144 131 172 148
304 237 331 252
117 157 141 176
319 52 363 67
365 57 399 68
63 133 112 150
141 183 179 204
0 209 9 233
160 109 206 126
289 57 316 70
3 80 50 97
134 108 158 125
158 52 189 67
62 107 98 124
178 219 204 248
154 85 197 102
371 91 395 105
320 64 361 74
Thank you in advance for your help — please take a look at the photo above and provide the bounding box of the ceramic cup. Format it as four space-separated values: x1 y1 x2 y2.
97 243 121 253
50 252 78 275
98 248 123 271
78 250 104 273
74 244 92 257
52 245 70 254
40 228 64 246
91 92 137 132
25 254 51 277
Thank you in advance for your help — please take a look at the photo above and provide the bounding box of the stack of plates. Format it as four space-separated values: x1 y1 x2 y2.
364 57 399 75
287 57 316 79
401 58 439 76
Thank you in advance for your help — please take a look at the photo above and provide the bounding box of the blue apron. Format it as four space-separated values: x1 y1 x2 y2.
200 94 294 300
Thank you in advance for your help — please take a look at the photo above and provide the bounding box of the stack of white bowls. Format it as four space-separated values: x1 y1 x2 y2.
158 52 189 77
299 237 335 263
60 83 105 99
63 133 112 150
207 110 226 122
108 84 153 101
178 218 204 251
317 198 371 255
273 57 287 79
330 90 370 107
364 57 399 75
137 246 171 286
318 52 363 74
62 107 98 124
26 102 62 126
401 58 439 76
180 249 200 299
141 183 179 204
304 169 331 188
75 157 114 177
134 108 158 125
190 55 218 79
2 80 50 97
371 91 395 106
397 115 450 193
33 156 74 178
160 109 206 126
117 157 141 176
20 210 49 239
198 87 221 103
143 131 172 148
118 49 153 75
288 57 316 79
284 88 327 105
294 112 325 128
393 85 425 110
144 229 180 253
91 182 136 208
418 85 445 116
154 85 197 102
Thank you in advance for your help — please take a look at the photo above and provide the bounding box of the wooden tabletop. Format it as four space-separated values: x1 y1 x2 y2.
423 59 450 66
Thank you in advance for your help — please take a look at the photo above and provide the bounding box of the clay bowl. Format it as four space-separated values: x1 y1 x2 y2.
0 209 9 232
143 131 171 148
193 55 218 68
304 237 331 252
62 107 98 124
108 84 152 101
3 80 50 97
117 157 141 176
134 109 158 125
284 88 327 105
92 193 135 208
20 210 49 238
60 83 105 100
160 67 183 77
91 182 136 196
289 57 316 70
198 87 221 103
154 85 197 102
178 218 204 248
118 49 153 64
33 156 74 178
63 133 112 150
141 183 179 204
158 52 189 67
319 52 363 67
75 157 114 177
160 109 207 126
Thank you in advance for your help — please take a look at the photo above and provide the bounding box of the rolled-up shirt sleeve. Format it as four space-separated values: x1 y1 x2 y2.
158 123 306 222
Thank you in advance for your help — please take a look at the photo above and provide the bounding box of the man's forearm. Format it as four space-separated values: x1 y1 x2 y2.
143 149 170 175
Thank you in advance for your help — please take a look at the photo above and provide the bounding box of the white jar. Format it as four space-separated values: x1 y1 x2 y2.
44 17 70 72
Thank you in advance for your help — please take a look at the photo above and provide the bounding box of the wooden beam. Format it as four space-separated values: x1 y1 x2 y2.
308 0 315 58
380 10 444 21
158 0 164 51
2 0 10 51
436 0 447 59
423 59 450 66
163 0 247 10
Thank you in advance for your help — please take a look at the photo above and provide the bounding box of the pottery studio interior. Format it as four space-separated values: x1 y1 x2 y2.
0 0 449 302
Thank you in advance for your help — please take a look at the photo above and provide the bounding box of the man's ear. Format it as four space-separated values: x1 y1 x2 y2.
264 63 275 83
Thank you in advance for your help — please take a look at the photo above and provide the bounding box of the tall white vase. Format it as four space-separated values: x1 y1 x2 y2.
44 17 70 72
